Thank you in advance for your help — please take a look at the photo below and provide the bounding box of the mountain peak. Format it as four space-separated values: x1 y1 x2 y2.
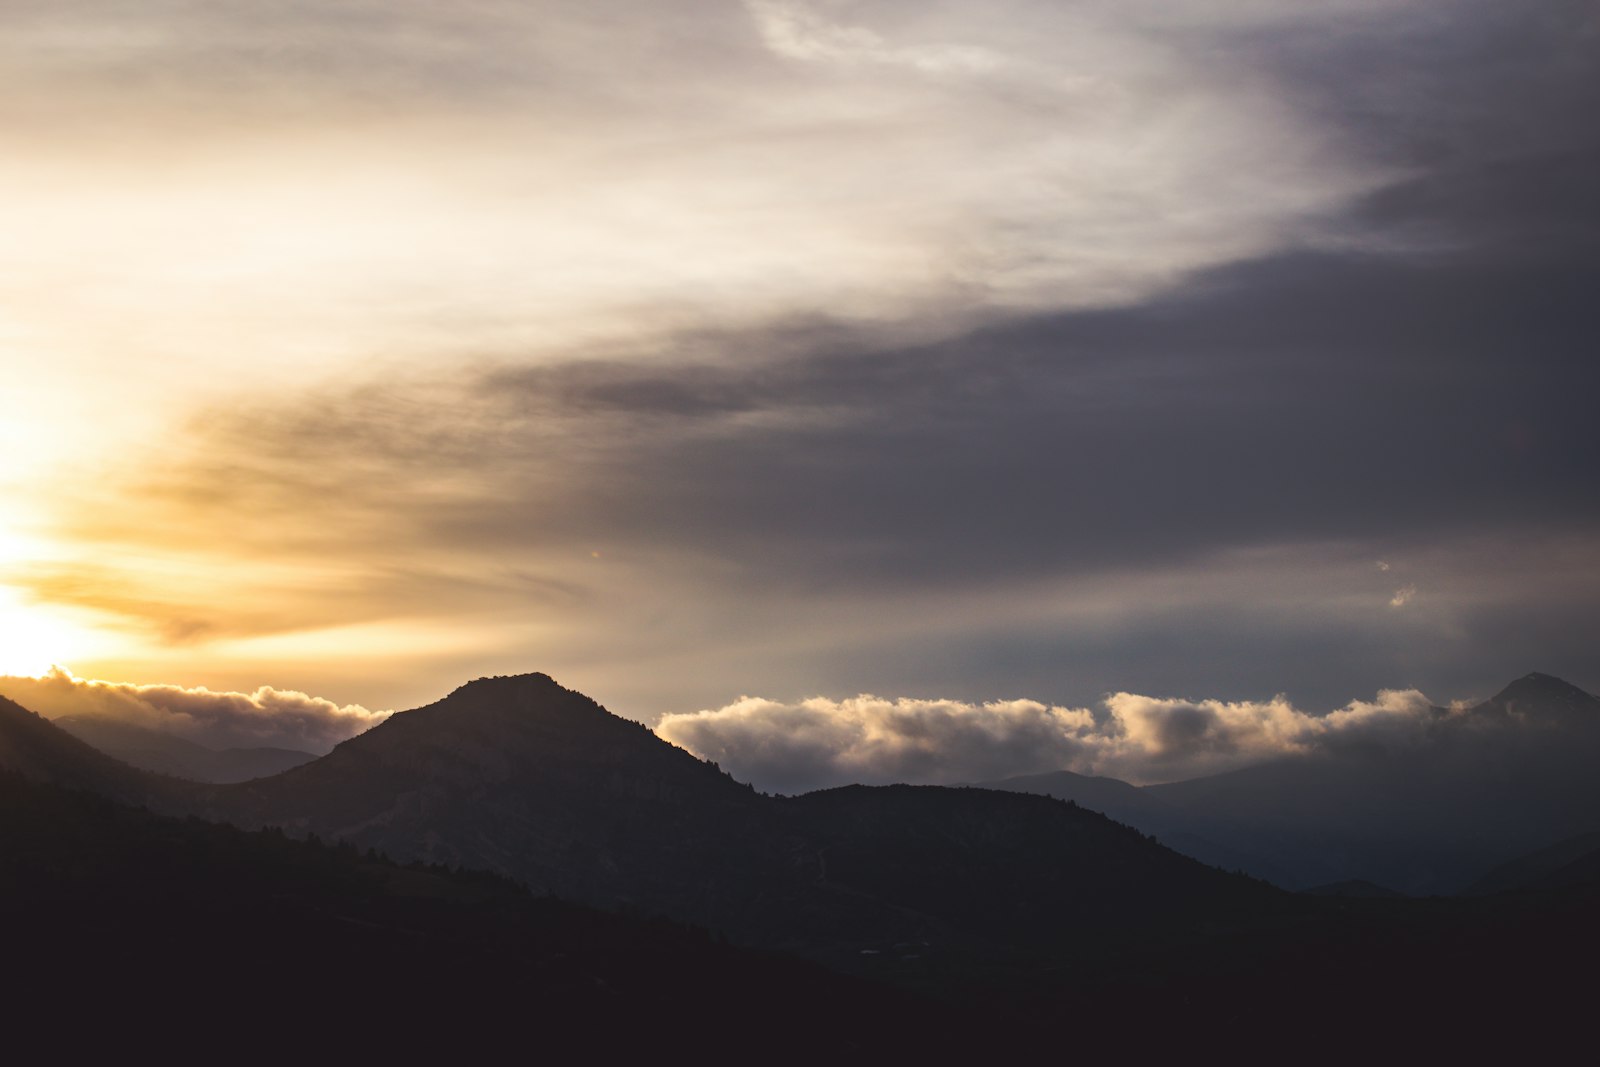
1480 673 1598 717
449 672 562 697
300 669 726 800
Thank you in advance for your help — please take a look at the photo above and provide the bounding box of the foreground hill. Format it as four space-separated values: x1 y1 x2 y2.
973 767 1168 828
0 768 939 1056
8 760 1600 1057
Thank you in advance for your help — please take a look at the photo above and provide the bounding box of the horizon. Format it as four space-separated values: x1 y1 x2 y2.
3 662 1591 794
3 2 1597 752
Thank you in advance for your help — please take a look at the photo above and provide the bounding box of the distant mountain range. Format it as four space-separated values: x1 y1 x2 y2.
54 714 316 782
978 672 1600 894
9 671 1600 903
7 669 1600 1055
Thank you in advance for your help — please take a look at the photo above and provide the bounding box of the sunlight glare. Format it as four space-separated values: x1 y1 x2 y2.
0 522 104 677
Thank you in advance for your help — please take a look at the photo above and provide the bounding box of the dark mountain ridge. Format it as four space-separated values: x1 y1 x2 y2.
9 670 1600 1056
0 694 185 807
0 767 946 1057
1465 830 1600 896
0 673 1283 961
196 673 774 916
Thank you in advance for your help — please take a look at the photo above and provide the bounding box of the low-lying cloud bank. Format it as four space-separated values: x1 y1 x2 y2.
0 668 390 753
657 688 1468 793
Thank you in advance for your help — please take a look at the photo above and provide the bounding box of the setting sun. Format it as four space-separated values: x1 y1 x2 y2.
0 522 105 678
0 587 87 677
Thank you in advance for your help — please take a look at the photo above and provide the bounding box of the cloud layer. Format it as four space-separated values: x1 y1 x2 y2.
658 687 1461 792
0 668 390 753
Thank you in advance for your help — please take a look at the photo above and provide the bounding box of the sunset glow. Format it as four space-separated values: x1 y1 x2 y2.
2 7 1596 1053
0 0 1594 721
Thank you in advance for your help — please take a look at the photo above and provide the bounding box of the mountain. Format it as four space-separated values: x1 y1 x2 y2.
199 674 1290 954
1471 671 1600 721
9 671 1600 1056
0 767 946 1057
1465 830 1600 896
978 674 1600 894
54 714 315 782
778 784 1287 957
196 673 773 916
969 767 1307 884
1301 879 1407 898
0 694 185 806
12 761 1600 1059
14 670 1600 902
1138 674 1600 893
1 673 1284 960
974 768 1170 827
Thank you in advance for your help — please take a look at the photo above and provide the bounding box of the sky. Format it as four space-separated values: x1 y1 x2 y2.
2 1 1597 784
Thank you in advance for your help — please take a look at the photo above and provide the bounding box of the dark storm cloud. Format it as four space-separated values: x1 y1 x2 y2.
1250 0 1600 256
77 161 1600 613
442 239 1600 592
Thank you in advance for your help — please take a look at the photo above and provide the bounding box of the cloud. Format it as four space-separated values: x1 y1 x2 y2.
0 0 1397 417
0 667 390 753
658 686 1458 791
8 0 1598 720
33 279 1600 718
658 694 1097 793
1390 584 1418 608
745 1 1003 74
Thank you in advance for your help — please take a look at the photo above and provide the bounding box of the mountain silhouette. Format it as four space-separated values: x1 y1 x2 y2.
55 714 315 782
1465 829 1600 896
974 767 1169 826
0 673 1281 959
1469 671 1600 721
0 767 949 1057
9 670 1600 1056
983 673 1600 894
0 694 184 806
196 673 773 915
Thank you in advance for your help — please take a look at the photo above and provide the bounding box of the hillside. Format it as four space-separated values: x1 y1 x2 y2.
2 673 1284 961
0 694 186 807
55 714 315 782
983 673 1600 894
8 672 1600 1056
0 767 941 1056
